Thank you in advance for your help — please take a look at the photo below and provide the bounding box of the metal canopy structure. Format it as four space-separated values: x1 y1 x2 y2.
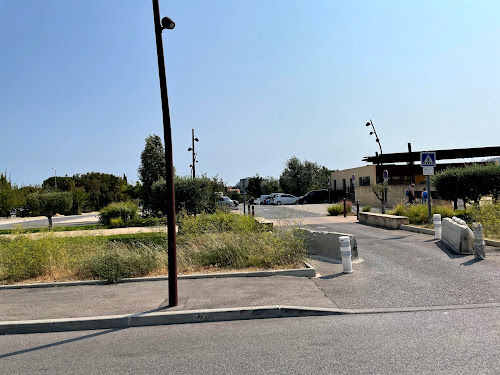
363 146 500 164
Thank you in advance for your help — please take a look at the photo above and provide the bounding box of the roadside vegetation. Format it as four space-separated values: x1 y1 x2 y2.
326 201 352 216
388 202 500 239
0 212 306 285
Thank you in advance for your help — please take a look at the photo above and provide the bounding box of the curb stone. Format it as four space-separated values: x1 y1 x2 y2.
0 263 316 290
2 303 499 335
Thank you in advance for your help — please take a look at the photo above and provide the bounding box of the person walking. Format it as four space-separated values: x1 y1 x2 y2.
421 187 428 204
407 183 416 204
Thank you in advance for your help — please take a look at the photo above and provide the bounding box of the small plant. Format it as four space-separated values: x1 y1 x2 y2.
99 202 139 225
109 217 125 228
327 204 343 216
362 206 371 212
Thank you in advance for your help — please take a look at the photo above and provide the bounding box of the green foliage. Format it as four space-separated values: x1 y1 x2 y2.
179 211 264 235
471 202 500 238
247 175 263 198
362 206 371 212
27 192 73 227
150 175 225 216
0 172 24 217
81 244 163 284
389 203 457 224
279 156 331 196
138 135 166 210
0 213 306 284
99 202 139 225
261 177 281 195
432 164 500 207
327 204 343 216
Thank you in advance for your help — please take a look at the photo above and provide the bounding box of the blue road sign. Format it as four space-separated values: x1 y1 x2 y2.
420 152 436 167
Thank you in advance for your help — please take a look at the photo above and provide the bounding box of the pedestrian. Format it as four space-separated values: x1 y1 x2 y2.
407 183 415 204
421 187 428 204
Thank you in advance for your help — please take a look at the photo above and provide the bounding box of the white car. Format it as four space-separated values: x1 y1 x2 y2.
216 196 236 209
273 193 299 205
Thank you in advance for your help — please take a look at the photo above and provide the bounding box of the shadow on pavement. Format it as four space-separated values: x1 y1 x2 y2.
435 241 462 259
460 258 482 267
320 272 348 280
0 328 125 359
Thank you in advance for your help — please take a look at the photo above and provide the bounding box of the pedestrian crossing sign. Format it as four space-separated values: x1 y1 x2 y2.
420 152 436 167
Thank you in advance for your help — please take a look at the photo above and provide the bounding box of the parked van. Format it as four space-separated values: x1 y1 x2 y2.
297 189 329 204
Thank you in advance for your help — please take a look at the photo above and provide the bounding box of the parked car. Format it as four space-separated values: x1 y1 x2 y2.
259 195 271 205
216 196 237 209
273 193 299 205
297 189 329 204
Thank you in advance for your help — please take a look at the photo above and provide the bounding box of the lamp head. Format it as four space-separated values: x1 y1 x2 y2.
370 131 374 135
194 138 199 142
365 122 370 127
161 17 175 30
188 147 193 151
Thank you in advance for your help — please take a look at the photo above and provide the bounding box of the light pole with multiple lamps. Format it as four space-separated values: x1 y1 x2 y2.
366 119 387 211
152 0 177 307
188 129 199 178
51 167 57 190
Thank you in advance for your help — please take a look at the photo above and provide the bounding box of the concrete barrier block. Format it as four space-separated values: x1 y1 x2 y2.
299 229 358 261
441 217 473 254
359 212 409 229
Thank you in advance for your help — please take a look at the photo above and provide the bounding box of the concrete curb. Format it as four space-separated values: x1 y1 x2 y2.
0 263 316 290
399 224 500 248
2 302 499 335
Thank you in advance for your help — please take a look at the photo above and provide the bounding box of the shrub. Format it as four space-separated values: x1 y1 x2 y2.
327 204 343 216
362 206 371 212
99 202 139 225
109 217 124 228
471 202 500 238
179 211 263 235
80 243 164 284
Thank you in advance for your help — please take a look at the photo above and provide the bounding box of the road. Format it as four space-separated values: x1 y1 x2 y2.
0 212 99 229
1 309 499 374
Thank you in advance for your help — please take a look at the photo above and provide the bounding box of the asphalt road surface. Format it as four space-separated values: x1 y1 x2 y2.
1 309 499 374
0 212 99 230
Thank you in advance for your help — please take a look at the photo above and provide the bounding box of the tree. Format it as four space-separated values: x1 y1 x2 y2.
371 184 388 214
260 177 280 195
279 156 331 197
27 192 73 227
246 175 263 198
138 135 166 210
432 164 500 208
0 172 23 217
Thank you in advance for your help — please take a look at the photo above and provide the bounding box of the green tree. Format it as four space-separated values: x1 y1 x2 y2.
0 172 23 217
279 156 331 196
260 176 280 195
246 175 263 198
138 135 166 210
27 192 73 227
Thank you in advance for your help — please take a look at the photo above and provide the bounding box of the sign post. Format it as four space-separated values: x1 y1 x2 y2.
420 152 436 222
352 174 356 205
383 169 389 212
327 177 331 203
240 178 248 214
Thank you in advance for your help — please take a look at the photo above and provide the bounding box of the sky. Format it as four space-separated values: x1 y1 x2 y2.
1 0 500 187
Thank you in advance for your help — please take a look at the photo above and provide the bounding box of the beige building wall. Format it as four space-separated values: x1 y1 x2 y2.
330 165 376 192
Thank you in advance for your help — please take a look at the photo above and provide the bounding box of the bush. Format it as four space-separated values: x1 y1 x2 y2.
99 202 139 225
362 206 371 212
389 203 458 224
327 204 343 216
471 202 500 238
179 211 263 235
109 217 125 228
81 244 163 284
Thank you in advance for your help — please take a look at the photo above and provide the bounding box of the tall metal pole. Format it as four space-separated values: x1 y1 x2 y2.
152 0 177 307
192 129 196 178
52 168 57 190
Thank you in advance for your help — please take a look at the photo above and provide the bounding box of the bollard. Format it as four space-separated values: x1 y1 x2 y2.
356 200 359 220
251 205 255 217
433 214 442 240
343 198 347 218
473 223 486 260
247 204 250 215
339 236 353 273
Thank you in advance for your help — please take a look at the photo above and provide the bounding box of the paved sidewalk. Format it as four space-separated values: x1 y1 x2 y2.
0 276 336 322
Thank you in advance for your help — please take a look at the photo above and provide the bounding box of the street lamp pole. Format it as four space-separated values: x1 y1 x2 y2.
188 129 199 179
52 168 57 190
152 0 177 307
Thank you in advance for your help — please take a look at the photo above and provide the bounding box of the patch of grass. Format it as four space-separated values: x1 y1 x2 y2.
362 206 371 212
389 203 458 224
471 202 500 238
0 224 104 235
0 212 306 284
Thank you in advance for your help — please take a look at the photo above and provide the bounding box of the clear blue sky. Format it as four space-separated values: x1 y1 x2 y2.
2 0 499 187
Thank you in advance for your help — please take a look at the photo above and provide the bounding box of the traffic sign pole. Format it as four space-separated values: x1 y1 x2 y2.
420 152 436 223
